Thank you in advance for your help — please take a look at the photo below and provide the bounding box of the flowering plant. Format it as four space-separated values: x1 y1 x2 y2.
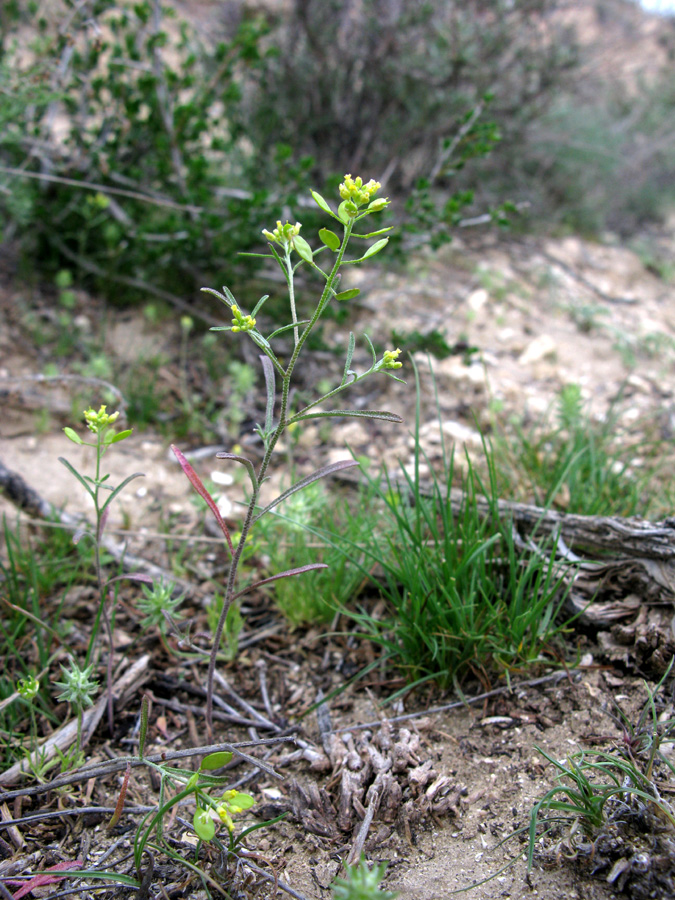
172 175 405 736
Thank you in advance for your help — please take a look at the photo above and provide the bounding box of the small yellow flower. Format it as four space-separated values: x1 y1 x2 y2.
230 304 256 333
262 220 302 247
339 174 384 207
83 405 119 434
216 804 235 831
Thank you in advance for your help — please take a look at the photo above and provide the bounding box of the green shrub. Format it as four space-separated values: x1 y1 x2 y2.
0 1 307 308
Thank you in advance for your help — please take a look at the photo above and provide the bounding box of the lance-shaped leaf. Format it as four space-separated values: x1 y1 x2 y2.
292 409 404 424
352 226 394 239
232 563 329 601
260 355 275 435
59 457 96 501
341 332 356 385
216 451 258 493
109 429 133 444
254 459 359 521
251 294 270 317
100 472 145 514
267 319 310 340
310 189 335 216
63 427 84 445
172 445 233 556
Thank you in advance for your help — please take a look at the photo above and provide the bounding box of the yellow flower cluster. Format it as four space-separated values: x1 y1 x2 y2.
382 348 402 369
230 304 256 333
262 220 302 246
215 789 255 832
84 405 119 434
339 174 381 206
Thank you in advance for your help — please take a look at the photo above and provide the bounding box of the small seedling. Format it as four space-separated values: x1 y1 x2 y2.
528 662 675 871
60 405 151 742
332 858 397 900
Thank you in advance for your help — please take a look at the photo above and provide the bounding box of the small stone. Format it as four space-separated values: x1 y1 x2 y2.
518 334 557 365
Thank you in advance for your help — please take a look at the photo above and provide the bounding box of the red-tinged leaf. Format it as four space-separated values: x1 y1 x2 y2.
232 564 328 601
12 859 83 900
108 762 130 829
171 445 233 556
254 459 359 520
98 506 110 541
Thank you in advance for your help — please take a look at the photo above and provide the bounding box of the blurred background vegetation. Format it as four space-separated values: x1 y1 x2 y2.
1 0 674 313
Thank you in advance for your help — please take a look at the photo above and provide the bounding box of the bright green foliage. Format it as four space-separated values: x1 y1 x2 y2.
0 1 306 306
256 481 376 626
332 859 397 900
341 364 575 688
495 384 669 517
54 658 99 709
136 579 185 633
528 662 675 870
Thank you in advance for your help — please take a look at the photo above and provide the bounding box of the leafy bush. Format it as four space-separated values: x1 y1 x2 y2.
237 0 580 239
0 1 306 308
523 67 675 234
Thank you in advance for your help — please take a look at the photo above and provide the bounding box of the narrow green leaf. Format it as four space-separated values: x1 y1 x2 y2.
251 294 270 317
100 472 145 514
363 332 377 367
138 693 150 759
260 355 275 436
63 427 84 445
335 288 360 301
58 457 95 500
254 459 360 520
200 751 233 771
352 226 394 239
215 452 259 493
360 237 389 260
293 235 313 262
319 228 340 251
293 409 404 423
342 332 356 384
266 319 310 340
310 189 332 214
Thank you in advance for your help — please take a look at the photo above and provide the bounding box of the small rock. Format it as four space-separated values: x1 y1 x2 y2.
518 334 557 365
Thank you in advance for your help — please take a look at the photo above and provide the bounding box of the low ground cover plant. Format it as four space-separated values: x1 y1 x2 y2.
494 383 670 518
527 663 675 891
